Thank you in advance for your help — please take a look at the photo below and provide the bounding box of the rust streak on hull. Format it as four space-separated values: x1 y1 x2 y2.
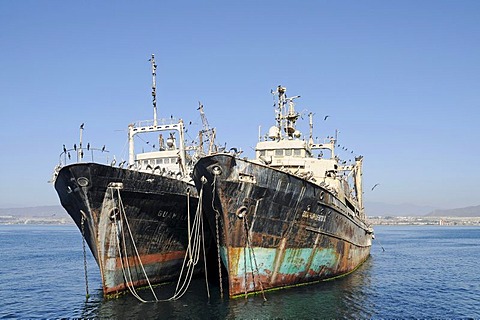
114 250 186 268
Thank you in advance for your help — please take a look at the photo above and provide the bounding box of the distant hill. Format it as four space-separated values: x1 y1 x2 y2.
0 205 68 218
426 205 480 217
2 203 479 219
365 201 437 217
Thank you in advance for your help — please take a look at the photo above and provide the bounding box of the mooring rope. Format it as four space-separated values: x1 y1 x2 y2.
112 194 149 302
108 182 210 303
110 187 157 303
374 233 385 252
117 188 159 301
112 214 149 302
187 189 192 260
168 185 205 301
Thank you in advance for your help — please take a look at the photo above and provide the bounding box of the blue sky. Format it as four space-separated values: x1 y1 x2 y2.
1 1 479 210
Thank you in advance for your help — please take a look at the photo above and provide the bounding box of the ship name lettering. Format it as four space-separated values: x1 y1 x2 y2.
157 210 171 218
157 210 186 221
302 211 326 222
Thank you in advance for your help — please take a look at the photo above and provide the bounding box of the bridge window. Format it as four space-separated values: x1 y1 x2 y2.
275 150 283 157
294 149 301 156
285 149 292 156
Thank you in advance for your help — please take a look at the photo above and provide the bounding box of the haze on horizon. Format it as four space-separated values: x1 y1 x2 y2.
1 1 479 210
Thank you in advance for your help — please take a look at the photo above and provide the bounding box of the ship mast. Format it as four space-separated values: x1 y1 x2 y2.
128 54 158 166
308 112 314 144
150 54 158 127
274 85 300 139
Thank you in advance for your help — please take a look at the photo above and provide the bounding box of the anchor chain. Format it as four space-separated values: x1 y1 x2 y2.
81 213 90 300
243 216 267 301
243 239 248 299
210 175 224 299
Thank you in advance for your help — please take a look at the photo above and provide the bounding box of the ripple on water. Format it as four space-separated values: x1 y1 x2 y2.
1 225 479 319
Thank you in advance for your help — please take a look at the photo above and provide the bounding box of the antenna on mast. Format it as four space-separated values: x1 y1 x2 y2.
308 112 314 144
275 85 287 138
150 54 158 126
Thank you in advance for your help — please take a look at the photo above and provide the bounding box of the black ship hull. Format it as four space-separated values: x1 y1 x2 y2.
194 154 373 298
54 162 205 297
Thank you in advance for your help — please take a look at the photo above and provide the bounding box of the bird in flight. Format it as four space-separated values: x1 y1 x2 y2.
371 183 380 191
324 115 330 121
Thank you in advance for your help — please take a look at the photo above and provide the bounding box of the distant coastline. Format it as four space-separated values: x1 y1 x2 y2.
1 205 479 226
0 217 73 225
368 216 480 226
0 205 72 225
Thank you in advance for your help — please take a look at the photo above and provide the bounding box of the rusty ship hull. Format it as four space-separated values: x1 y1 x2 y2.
194 154 373 298
54 162 204 297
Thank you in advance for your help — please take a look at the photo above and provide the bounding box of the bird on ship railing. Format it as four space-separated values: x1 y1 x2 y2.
229 147 243 157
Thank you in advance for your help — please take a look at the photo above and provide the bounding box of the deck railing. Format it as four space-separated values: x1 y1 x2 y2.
58 147 112 166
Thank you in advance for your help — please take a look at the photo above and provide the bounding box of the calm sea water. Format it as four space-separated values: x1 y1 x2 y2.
0 224 479 319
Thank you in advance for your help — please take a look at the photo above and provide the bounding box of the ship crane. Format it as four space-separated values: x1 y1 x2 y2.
197 102 217 156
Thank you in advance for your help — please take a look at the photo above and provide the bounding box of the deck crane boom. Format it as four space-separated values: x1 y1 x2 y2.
197 102 217 156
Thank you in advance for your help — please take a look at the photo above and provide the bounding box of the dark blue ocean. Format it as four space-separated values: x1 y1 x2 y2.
0 225 479 319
